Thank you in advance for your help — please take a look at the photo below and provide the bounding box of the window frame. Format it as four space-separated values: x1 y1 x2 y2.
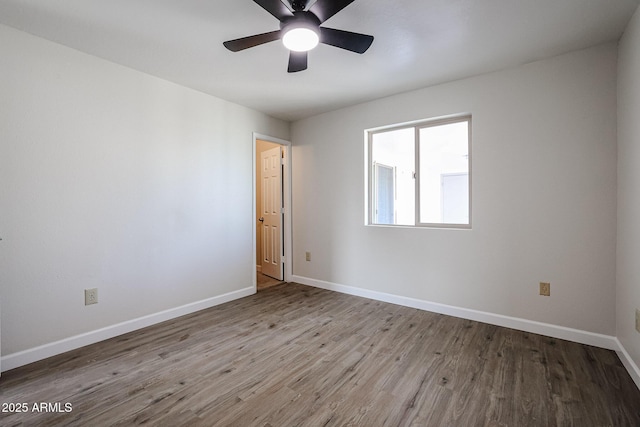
366 114 472 229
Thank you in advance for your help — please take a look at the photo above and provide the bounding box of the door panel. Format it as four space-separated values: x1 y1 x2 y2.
260 146 283 280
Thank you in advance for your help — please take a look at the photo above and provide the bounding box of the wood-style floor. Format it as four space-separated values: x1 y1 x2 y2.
1 283 639 426
256 271 284 291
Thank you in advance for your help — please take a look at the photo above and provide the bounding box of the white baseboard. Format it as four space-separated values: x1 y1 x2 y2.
615 338 640 390
1 287 255 372
292 275 618 350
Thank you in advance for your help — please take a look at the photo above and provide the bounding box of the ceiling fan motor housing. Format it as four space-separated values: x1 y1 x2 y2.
280 11 322 33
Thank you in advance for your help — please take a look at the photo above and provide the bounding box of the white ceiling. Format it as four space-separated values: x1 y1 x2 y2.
0 0 638 121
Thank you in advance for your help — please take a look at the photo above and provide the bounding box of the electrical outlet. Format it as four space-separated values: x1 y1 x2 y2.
539 282 550 296
636 309 640 333
305 251 311 262
85 288 98 305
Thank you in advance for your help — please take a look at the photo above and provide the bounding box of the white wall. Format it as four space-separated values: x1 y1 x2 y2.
0 24 289 360
617 6 640 372
291 43 618 335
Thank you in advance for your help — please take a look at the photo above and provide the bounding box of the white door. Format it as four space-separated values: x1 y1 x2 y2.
260 146 283 280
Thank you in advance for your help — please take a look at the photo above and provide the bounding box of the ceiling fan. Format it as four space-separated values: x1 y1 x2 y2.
223 0 374 73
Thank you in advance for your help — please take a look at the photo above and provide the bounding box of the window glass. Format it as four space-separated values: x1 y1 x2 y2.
418 121 469 224
370 128 414 226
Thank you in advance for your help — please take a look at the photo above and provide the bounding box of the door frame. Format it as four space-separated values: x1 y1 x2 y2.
252 133 292 289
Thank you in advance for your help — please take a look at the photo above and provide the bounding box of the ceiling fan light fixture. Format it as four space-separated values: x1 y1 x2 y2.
282 26 319 52
223 0 374 72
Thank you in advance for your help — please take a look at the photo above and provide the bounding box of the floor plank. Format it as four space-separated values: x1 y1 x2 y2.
1 283 639 426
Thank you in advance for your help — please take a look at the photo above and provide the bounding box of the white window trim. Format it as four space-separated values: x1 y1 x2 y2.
366 114 472 229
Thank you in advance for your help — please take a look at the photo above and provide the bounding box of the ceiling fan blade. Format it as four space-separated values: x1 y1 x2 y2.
223 30 282 52
254 0 293 21
288 51 308 72
310 0 355 23
319 27 373 54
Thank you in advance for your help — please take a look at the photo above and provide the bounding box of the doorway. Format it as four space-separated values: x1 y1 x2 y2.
253 133 292 291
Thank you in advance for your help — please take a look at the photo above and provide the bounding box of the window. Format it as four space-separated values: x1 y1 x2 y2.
367 115 471 228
